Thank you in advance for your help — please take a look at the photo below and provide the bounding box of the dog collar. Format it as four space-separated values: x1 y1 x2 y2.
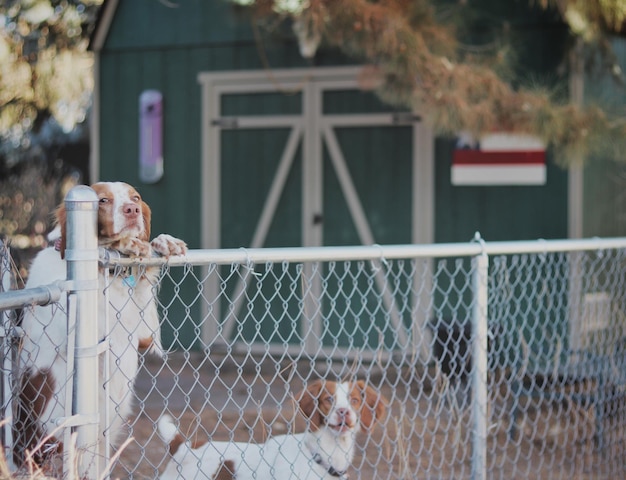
312 452 347 478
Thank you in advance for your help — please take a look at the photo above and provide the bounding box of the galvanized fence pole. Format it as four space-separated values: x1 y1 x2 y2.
0 240 15 470
471 235 489 480
64 186 100 479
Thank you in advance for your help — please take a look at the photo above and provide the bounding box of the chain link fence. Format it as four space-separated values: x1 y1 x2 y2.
2 234 626 479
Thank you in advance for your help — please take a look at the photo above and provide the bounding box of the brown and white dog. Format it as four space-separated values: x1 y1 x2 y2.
158 379 387 480
14 181 187 469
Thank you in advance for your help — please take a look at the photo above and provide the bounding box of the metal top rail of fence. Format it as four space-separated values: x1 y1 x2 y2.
100 235 626 267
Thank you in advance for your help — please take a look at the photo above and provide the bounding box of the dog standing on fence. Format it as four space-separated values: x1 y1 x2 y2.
158 379 387 480
14 181 187 469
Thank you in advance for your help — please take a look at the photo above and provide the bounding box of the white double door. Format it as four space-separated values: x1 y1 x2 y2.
199 66 433 355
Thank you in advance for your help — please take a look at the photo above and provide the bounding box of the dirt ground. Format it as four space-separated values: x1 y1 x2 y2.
102 351 626 480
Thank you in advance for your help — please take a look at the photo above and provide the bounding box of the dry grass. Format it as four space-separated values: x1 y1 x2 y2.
0 417 131 480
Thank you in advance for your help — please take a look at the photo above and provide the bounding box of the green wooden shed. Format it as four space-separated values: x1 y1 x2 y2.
89 0 589 350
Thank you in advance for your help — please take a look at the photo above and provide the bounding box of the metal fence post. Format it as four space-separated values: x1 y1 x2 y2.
64 186 100 479
471 234 488 480
0 239 15 470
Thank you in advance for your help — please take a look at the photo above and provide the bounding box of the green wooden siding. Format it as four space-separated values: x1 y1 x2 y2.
584 158 626 237
583 38 626 237
434 138 569 242
322 89 412 246
99 1 572 247
221 127 302 248
324 126 413 246
97 1 572 350
103 1 254 50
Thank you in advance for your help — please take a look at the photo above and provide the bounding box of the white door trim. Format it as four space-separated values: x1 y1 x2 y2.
198 66 434 356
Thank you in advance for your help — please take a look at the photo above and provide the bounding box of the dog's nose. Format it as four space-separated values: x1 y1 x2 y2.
336 408 350 420
123 202 141 217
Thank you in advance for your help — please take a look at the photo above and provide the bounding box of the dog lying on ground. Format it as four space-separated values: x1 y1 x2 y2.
15 181 187 470
158 379 387 479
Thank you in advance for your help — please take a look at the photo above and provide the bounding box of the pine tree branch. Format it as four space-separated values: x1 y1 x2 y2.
244 0 626 164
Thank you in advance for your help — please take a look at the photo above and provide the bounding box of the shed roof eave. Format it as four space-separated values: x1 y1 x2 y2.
88 0 119 52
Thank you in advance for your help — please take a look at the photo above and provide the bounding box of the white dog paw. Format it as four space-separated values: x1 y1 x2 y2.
151 234 187 257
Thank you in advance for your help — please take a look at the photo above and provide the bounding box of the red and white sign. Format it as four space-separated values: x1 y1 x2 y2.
451 133 546 186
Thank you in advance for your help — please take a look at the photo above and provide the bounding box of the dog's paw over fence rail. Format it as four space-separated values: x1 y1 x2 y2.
1 187 626 479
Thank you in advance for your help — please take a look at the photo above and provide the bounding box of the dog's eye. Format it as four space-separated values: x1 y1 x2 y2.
350 396 360 406
131 195 141 202
99 197 110 204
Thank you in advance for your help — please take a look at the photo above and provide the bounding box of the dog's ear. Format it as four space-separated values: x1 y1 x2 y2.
355 380 387 431
55 204 67 259
140 200 151 241
297 379 324 431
